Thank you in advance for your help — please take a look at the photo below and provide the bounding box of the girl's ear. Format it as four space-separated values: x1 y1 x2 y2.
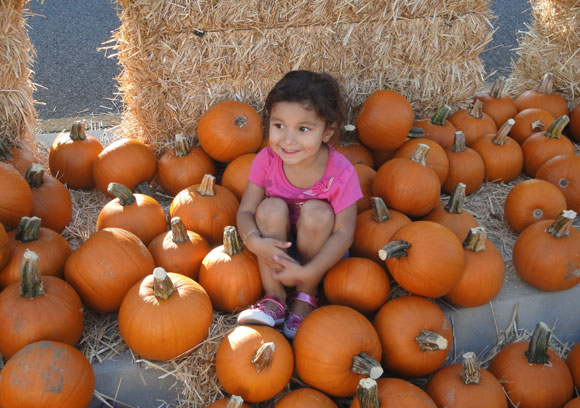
322 122 337 143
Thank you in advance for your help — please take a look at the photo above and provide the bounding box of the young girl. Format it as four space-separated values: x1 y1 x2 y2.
237 70 362 339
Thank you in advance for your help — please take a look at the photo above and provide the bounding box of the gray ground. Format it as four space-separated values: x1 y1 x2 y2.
26 0 532 121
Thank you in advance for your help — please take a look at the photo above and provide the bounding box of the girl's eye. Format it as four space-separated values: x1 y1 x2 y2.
299 126 310 132
272 123 283 129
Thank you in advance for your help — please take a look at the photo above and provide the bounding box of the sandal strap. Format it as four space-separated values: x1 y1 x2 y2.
292 292 318 308
254 295 287 313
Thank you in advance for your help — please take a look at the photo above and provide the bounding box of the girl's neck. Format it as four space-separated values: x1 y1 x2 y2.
283 143 330 189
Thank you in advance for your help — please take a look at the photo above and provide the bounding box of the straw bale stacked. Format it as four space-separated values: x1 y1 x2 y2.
0 0 37 150
112 0 495 154
508 0 580 108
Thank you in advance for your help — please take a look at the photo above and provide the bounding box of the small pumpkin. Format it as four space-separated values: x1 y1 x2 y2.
411 105 456 149
504 178 567 233
48 120 104 189
569 103 580 142
488 321 574 408
157 133 216 196
331 125 374 168
393 135 449 185
216 325 294 403
566 341 580 390
536 154 580 214
221 152 256 201
448 99 497 146
442 131 485 195
474 77 518 128
0 138 40 175
147 217 211 281
118 267 213 361
0 249 84 359
350 377 437 408
197 100 263 163
0 340 95 408
353 163 376 214
208 395 251 408
0 161 32 228
0 222 9 270
275 388 338 408
510 108 555 145
514 72 569 118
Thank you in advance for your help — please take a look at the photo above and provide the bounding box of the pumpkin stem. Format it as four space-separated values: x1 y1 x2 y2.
170 217 189 243
223 225 243 256
416 329 448 351
378 240 411 261
460 352 481 385
371 197 391 223
355 378 380 408
134 181 152 196
107 183 136 206
16 216 41 242
431 105 452 126
197 174 216 197
469 99 484 119
535 72 554 94
234 114 248 128
491 119 515 146
351 352 384 379
544 115 569 139
24 163 45 188
489 77 506 99
451 131 466 153
0 138 14 161
546 210 576 239
340 124 358 145
19 249 45 298
445 182 466 214
524 321 551 364
251 341 275 373
463 227 487 253
69 120 87 141
531 119 546 133
174 133 191 157
408 126 424 139
223 395 245 408
153 267 175 300
409 143 430 166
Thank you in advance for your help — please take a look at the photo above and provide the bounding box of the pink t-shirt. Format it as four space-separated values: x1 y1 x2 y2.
249 145 363 225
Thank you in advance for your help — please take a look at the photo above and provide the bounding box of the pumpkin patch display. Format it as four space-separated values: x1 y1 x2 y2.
118 267 213 361
474 77 518 128
0 161 32 228
411 104 456 149
448 99 497 146
275 388 338 408
514 72 569 118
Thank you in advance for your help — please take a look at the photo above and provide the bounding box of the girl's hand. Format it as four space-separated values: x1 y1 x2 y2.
272 255 306 287
247 236 293 272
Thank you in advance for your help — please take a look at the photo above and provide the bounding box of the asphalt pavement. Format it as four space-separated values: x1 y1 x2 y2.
26 0 532 121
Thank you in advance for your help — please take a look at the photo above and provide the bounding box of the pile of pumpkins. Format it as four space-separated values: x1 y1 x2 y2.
0 71 579 407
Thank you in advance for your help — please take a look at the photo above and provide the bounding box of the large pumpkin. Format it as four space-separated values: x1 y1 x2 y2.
293 305 383 397
0 161 32 228
0 340 95 408
118 267 213 361
197 100 262 163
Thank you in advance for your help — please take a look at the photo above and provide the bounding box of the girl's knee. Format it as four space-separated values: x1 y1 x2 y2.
256 197 289 229
298 200 334 231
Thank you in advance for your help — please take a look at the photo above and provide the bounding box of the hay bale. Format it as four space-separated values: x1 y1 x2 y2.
109 0 495 155
507 0 580 108
0 1 38 151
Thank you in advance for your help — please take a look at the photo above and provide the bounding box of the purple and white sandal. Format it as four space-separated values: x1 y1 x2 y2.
283 292 318 339
237 296 287 327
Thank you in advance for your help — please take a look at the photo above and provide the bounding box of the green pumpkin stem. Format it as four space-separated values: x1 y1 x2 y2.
489 77 506 99
544 115 570 139
153 267 175 300
451 131 466 153
134 181 152 196
19 249 45 298
535 72 554 94
197 174 216 196
461 352 481 385
469 99 484 119
355 378 380 408
24 163 45 188
409 143 430 166
431 105 452 126
170 217 189 243
546 210 576 239
174 133 191 157
492 118 515 146
463 227 487 253
351 352 384 379
378 240 411 261
416 329 448 351
371 197 391 223
408 126 425 139
251 342 275 373
223 395 245 408
445 183 466 214
69 120 87 141
223 226 243 256
107 183 136 206
524 321 551 364
0 139 13 161
16 216 41 242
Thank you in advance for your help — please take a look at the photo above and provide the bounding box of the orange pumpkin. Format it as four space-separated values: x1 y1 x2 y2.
504 178 567 233
331 126 374 168
474 77 518 128
442 131 485 195
488 321 574 408
393 136 449 185
293 305 383 397
566 341 580 390
569 103 580 142
0 249 84 359
373 296 452 378
48 120 104 189
448 99 497 146
197 100 263 163
118 267 213 361
147 217 211 281
0 138 40 175
510 108 555 145
221 153 256 201
350 377 436 408
0 161 32 228
0 340 95 408
355 89 414 151
536 155 580 214
157 133 216 196
353 164 375 214
216 325 294 403
208 396 252 408
275 388 338 408
514 72 569 118
198 226 263 312
512 210 580 291
379 221 465 298
411 105 456 149
0 222 9 270
565 398 580 408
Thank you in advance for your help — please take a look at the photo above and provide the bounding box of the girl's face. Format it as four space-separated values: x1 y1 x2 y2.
268 101 335 168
